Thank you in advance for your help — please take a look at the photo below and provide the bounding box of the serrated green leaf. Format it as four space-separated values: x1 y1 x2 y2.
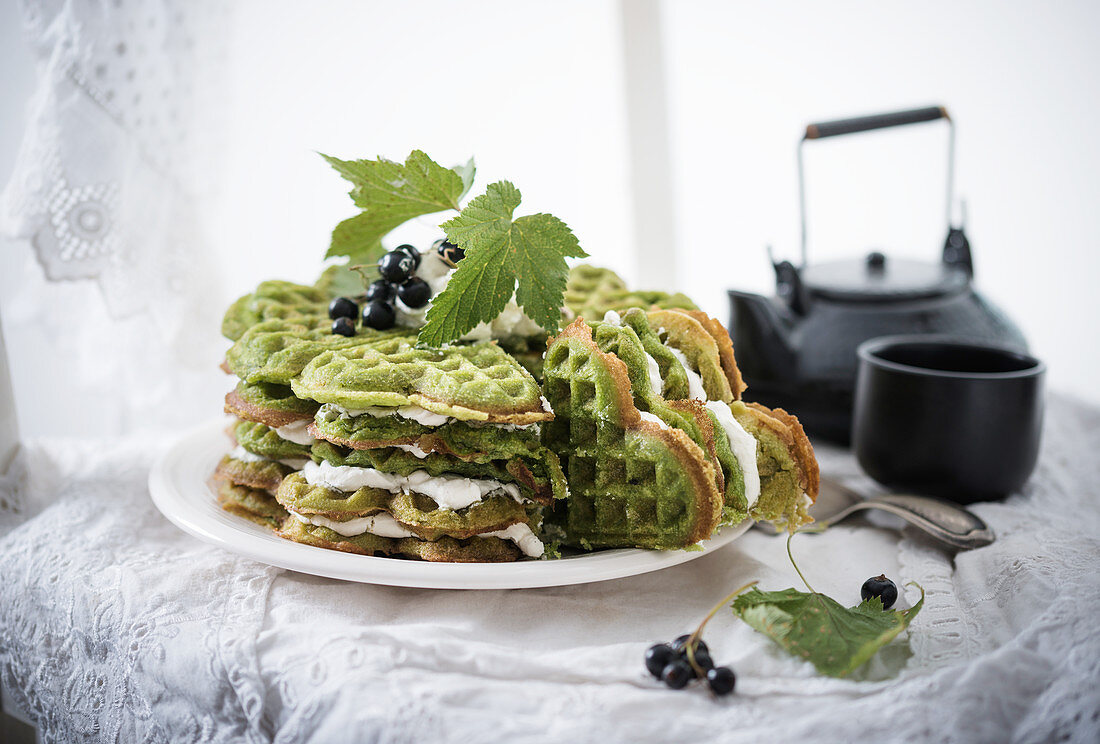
418 181 586 346
731 585 924 677
320 150 471 260
325 212 386 263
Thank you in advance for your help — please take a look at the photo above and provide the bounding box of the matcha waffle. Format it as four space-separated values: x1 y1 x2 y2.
216 480 289 529
279 517 525 562
564 265 698 321
541 319 723 549
221 280 331 341
587 310 748 523
225 381 319 428
292 339 551 424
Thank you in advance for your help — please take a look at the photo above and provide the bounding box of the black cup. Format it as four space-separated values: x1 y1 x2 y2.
852 335 1045 502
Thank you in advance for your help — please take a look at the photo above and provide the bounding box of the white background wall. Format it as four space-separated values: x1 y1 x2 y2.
2 0 1098 439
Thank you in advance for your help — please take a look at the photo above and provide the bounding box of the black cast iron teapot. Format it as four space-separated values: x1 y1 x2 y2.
728 106 1027 444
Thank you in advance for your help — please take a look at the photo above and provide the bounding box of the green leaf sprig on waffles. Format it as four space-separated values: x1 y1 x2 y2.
214 148 820 565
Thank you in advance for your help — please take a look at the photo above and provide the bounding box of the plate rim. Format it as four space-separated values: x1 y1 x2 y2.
148 418 751 590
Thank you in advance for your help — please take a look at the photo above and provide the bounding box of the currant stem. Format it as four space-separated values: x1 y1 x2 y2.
786 531 817 595
684 580 759 676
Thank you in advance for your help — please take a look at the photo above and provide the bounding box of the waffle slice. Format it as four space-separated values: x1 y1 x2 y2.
647 308 747 403
226 316 414 385
542 319 723 549
730 401 819 530
221 280 331 341
588 311 747 523
291 338 551 424
216 480 289 529
312 434 566 506
564 265 698 321
275 470 544 561
279 518 525 562
225 381 319 428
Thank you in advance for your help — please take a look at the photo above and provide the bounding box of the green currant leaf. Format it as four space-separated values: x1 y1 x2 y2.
321 150 475 261
417 181 586 346
731 584 924 677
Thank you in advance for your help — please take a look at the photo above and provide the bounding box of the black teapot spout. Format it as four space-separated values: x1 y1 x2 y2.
726 288 798 386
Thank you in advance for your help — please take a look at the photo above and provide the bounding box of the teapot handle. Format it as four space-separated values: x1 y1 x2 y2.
798 105 957 267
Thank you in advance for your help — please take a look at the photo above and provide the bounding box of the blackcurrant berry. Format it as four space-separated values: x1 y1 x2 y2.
394 243 421 269
362 300 396 331
690 649 715 677
672 634 709 656
661 660 693 690
861 574 898 609
706 666 736 696
365 279 396 303
644 644 675 679
398 277 431 309
328 297 358 320
331 316 356 336
378 251 415 283
433 237 465 267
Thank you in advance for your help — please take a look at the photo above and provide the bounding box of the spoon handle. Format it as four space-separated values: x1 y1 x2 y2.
823 489 996 550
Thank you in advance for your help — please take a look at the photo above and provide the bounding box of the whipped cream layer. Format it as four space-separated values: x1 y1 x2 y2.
667 346 707 402
274 419 316 445
638 411 670 430
288 509 544 557
704 401 761 508
320 403 540 431
302 460 524 511
228 445 309 470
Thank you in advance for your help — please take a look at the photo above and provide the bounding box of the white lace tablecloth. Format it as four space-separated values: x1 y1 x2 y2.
0 393 1098 744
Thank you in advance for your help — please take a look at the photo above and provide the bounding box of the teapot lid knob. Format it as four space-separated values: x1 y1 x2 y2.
866 251 887 271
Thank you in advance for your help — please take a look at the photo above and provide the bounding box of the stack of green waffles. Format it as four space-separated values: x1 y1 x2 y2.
214 274 567 562
212 265 819 561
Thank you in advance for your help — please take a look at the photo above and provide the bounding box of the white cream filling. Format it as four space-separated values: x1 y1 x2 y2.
274 419 315 445
325 404 452 427
482 523 544 558
393 443 431 458
667 346 708 401
229 445 267 463
645 353 663 397
461 298 545 343
228 445 308 470
540 395 554 414
638 411 670 430
704 401 761 508
303 460 524 511
321 403 541 431
289 510 544 557
291 510 416 538
602 310 622 326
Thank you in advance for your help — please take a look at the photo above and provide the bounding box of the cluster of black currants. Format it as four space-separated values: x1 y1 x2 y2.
329 239 464 336
645 635 736 696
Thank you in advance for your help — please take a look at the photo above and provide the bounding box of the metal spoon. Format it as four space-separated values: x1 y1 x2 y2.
756 477 996 550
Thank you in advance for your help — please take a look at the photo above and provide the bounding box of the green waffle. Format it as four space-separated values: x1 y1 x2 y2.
731 401 818 530
586 311 748 523
564 265 698 321
227 316 414 385
216 480 289 529
276 471 533 541
214 454 295 493
541 319 722 549
292 339 551 423
648 308 746 403
310 439 566 505
278 517 524 562
222 280 331 341
234 419 313 461
227 381 320 423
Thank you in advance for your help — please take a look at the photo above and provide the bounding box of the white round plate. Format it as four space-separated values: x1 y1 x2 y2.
149 418 751 590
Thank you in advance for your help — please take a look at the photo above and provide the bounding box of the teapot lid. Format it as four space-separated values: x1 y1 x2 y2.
801 251 969 303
